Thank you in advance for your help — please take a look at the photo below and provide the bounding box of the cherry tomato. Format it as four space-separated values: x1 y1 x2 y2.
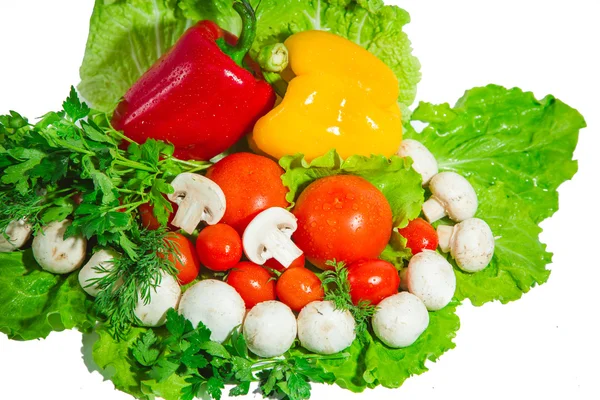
195 224 242 271
139 202 177 230
292 175 393 270
347 259 399 305
276 267 324 312
163 233 200 285
397 218 438 255
206 153 289 234
264 254 305 272
226 262 276 308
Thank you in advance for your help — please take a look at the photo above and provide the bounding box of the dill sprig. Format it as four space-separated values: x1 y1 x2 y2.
92 226 181 339
320 260 377 339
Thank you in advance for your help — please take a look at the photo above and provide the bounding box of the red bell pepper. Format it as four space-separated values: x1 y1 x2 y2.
111 0 275 161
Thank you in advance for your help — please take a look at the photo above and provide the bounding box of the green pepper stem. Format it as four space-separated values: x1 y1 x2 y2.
258 43 289 72
223 0 257 66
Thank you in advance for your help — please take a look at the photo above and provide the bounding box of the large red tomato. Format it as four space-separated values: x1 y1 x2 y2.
292 175 393 270
206 153 289 234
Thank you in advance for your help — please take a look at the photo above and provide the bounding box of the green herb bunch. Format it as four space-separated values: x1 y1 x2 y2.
0 87 210 337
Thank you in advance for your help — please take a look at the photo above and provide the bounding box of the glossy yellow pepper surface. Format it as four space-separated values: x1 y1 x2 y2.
251 30 402 161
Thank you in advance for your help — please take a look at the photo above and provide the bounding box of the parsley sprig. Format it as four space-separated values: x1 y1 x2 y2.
131 310 345 400
321 260 377 339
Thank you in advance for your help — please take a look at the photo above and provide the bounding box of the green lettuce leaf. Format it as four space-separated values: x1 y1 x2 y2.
280 150 425 229
93 324 187 400
408 85 584 224
0 250 95 340
79 0 420 116
317 301 460 392
406 85 584 305
78 0 193 111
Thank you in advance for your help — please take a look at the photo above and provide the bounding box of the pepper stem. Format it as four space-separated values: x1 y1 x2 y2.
221 0 257 66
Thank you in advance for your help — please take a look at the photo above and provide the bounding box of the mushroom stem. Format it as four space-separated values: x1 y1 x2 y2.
171 201 207 235
437 225 454 252
422 197 446 223
264 228 303 268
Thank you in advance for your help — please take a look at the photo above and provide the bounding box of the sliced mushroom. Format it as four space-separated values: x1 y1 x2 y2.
422 172 478 223
396 139 438 185
0 219 32 252
438 218 495 273
242 207 303 268
167 173 226 234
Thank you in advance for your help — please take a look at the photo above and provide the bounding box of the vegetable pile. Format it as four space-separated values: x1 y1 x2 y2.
0 1 585 400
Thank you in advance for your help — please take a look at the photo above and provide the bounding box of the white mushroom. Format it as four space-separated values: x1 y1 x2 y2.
167 173 226 234
372 292 429 348
179 279 245 343
407 250 455 311
32 219 87 274
297 301 356 355
396 139 438 185
0 219 32 252
134 271 181 327
243 207 303 268
438 218 495 273
422 172 478 223
243 301 297 357
78 249 121 297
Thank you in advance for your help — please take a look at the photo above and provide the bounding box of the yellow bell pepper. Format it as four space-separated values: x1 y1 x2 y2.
251 30 402 161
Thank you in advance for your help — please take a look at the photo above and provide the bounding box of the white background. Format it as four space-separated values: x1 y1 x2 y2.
1 1 599 399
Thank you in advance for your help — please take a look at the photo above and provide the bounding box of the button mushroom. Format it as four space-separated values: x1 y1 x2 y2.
297 300 356 355
78 249 121 297
167 173 226 234
372 292 429 348
242 207 303 269
422 171 478 223
406 250 455 311
396 139 438 185
243 300 297 358
178 279 246 343
0 219 32 252
32 219 87 274
437 218 495 273
134 271 181 327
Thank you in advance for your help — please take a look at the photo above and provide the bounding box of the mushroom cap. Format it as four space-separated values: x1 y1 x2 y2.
78 249 120 297
32 219 87 274
179 279 246 343
297 300 356 355
397 139 438 185
407 250 456 311
0 219 32 252
451 218 495 273
134 272 181 327
372 292 429 348
243 300 297 358
243 207 301 266
168 173 226 234
429 172 478 222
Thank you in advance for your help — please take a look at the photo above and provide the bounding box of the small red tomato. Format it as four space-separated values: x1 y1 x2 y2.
292 175 393 270
163 233 201 285
139 203 161 230
139 202 177 231
264 254 305 272
206 153 289 234
195 224 243 271
347 259 400 306
226 262 276 308
397 218 438 255
276 267 324 312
